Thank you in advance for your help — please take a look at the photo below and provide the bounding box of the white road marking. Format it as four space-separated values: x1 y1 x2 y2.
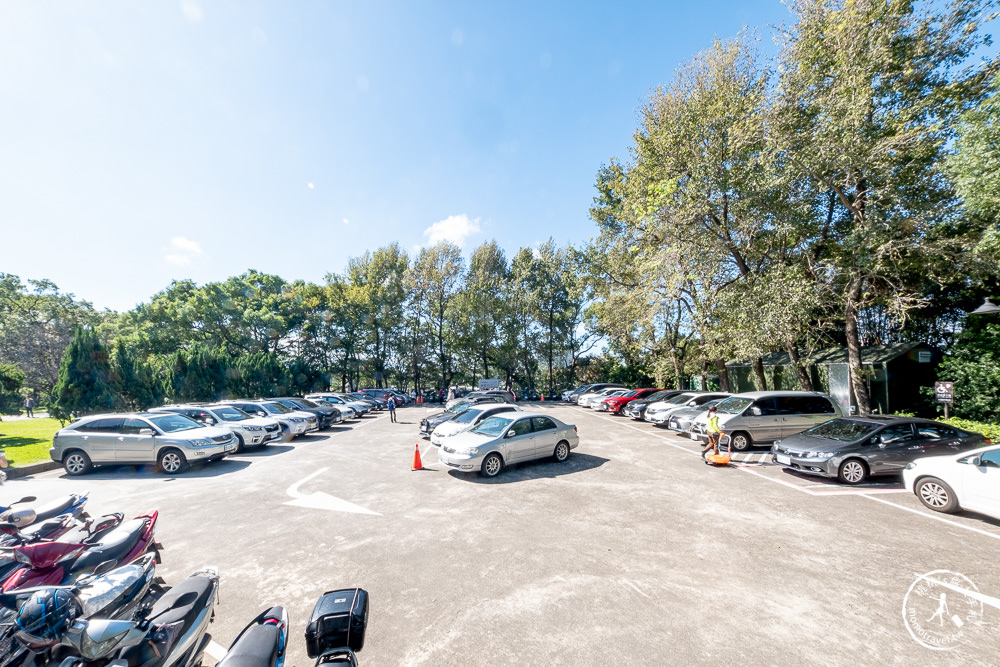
862 494 1000 543
285 467 381 515
205 639 228 660
917 573 1000 611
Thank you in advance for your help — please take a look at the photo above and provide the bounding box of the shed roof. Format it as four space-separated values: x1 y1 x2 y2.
726 342 935 368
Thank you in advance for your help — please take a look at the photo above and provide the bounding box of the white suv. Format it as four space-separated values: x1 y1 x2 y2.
149 404 282 452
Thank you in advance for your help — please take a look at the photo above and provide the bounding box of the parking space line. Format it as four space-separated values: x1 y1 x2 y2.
861 494 1000 543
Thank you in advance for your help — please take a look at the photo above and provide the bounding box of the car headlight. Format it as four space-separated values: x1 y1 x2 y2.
455 447 480 456
804 451 835 459
904 462 916 470
191 439 211 447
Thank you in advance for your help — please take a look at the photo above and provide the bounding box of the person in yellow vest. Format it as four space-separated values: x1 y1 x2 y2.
703 405 721 460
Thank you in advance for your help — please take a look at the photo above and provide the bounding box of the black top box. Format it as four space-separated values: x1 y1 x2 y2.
305 588 369 658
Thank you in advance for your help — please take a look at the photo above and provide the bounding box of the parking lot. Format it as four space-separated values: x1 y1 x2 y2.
9 403 1000 665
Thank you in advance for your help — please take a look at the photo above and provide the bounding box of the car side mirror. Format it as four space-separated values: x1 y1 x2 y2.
969 457 981 466
139 428 155 436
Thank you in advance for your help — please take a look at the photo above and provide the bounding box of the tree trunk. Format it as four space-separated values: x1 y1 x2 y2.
671 350 682 389
752 357 767 391
844 274 871 415
714 358 731 393
785 339 814 391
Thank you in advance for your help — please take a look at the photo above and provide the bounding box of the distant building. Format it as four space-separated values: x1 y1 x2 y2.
725 342 941 416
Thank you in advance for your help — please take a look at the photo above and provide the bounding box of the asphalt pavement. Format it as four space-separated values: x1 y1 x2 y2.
6 404 1000 665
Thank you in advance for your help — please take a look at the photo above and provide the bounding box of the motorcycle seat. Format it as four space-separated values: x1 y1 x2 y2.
148 575 215 628
27 496 77 523
71 518 148 573
216 623 281 667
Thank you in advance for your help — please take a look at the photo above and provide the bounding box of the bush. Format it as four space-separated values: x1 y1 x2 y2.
938 417 1000 442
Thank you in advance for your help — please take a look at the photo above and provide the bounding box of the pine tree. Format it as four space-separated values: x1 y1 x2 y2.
50 327 116 421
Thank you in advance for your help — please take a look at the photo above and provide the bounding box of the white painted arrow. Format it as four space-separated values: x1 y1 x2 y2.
285 468 381 515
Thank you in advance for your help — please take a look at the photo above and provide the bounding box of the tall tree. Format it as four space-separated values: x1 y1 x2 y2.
774 0 997 414
50 327 116 420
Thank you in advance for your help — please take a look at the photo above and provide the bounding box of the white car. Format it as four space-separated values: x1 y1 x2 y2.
437 412 579 478
902 444 1000 519
582 389 629 409
430 404 522 446
643 392 701 424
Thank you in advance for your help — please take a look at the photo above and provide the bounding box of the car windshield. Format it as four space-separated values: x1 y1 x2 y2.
667 393 695 405
446 401 473 414
298 398 319 408
802 419 879 442
263 402 291 414
716 397 753 414
453 408 485 424
642 391 670 402
211 406 249 422
472 416 514 437
148 413 201 433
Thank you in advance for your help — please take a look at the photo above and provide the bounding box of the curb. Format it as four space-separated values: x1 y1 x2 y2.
7 461 61 479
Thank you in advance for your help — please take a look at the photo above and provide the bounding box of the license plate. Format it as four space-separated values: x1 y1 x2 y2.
776 454 791 465
690 433 699 441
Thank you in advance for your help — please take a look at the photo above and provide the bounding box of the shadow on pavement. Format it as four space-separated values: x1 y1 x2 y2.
779 467 904 490
235 444 294 457
451 452 610 484
54 458 252 480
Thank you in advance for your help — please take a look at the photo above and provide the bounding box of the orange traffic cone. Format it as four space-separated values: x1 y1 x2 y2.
411 443 423 470
540 394 545 401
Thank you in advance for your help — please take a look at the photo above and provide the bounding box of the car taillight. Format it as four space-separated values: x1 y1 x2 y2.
985 438 993 445
573 426 577 432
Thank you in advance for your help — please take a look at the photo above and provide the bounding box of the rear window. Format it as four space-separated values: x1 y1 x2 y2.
75 417 123 433
212 406 249 422
801 419 878 442
263 402 291 414
453 408 485 424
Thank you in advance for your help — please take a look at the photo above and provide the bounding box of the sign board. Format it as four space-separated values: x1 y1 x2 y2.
934 381 954 404
478 378 500 390
918 350 932 363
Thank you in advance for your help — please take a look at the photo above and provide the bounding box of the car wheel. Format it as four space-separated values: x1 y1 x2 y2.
838 458 868 485
729 431 752 451
158 449 189 475
480 453 504 478
234 434 246 453
553 441 570 462
63 450 93 476
916 477 960 513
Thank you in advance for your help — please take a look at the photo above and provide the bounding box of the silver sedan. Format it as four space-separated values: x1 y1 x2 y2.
436 412 579 478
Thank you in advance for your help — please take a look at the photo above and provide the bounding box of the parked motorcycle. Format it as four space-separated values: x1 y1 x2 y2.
0 493 90 529
216 606 288 667
50 565 219 667
2 511 160 592
0 553 160 667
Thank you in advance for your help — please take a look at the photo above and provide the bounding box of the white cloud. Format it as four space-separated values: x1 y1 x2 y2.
308 182 315 189
423 214 481 246
164 236 202 265
342 218 350 225
180 0 204 23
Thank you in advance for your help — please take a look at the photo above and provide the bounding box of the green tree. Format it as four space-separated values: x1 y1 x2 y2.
110 338 160 411
0 362 25 414
50 327 116 421
774 0 997 413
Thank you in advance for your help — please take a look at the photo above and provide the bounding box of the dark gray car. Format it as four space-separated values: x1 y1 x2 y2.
770 416 987 484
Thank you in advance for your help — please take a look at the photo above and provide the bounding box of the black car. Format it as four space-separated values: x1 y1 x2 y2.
622 390 688 420
271 397 342 429
418 399 494 438
770 416 987 485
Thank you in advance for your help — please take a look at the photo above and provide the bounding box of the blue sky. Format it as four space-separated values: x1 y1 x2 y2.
1 1 794 311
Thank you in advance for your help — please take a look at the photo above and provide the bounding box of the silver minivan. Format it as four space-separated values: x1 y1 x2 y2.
688 391 842 451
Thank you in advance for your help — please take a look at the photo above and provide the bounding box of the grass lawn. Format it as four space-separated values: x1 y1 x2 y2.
0 418 61 467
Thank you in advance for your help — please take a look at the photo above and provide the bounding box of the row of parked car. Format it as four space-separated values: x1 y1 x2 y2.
563 383 1000 520
48 390 405 476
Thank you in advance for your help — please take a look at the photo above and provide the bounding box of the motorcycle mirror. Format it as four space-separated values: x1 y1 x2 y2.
0 522 20 536
14 496 36 505
91 559 119 578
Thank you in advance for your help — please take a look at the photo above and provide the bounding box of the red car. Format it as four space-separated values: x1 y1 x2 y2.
599 388 664 415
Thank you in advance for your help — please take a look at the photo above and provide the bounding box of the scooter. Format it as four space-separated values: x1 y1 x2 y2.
2 511 160 592
0 514 124 590
216 606 288 667
0 493 90 529
0 496 37 516
0 553 160 667
53 565 220 667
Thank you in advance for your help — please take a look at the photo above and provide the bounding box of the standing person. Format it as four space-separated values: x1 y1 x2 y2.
702 405 720 460
410 389 416 402
23 395 34 419
438 388 445 403
387 396 397 423
447 386 455 402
